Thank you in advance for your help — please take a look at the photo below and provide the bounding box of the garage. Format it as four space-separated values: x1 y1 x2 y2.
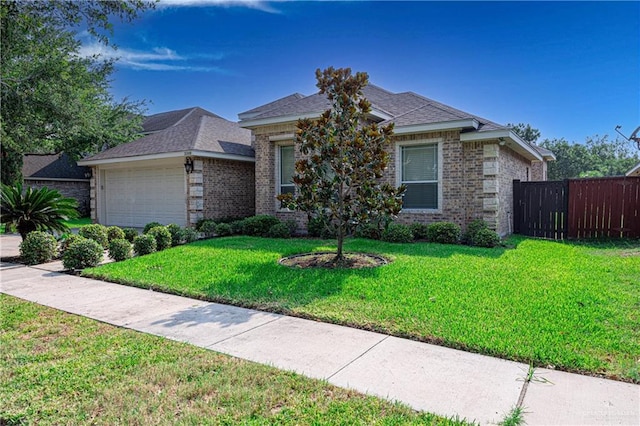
103 166 186 228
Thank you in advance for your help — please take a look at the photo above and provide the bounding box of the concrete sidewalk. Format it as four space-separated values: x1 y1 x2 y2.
1 235 638 425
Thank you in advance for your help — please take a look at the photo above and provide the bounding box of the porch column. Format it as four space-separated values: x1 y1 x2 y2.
187 159 204 227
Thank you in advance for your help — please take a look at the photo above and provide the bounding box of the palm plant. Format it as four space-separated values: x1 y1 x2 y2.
1 183 79 240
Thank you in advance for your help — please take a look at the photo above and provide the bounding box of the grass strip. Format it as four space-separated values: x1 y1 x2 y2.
0 295 465 425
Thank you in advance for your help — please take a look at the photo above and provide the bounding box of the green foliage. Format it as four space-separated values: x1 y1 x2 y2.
214 222 233 237
278 67 405 260
508 123 541 144
229 220 245 235
178 227 198 244
165 223 182 246
462 219 488 245
409 223 430 240
0 1 152 185
106 226 125 242
353 222 382 240
78 224 109 249
381 223 414 243
62 238 103 270
241 215 280 236
266 223 291 239
19 231 57 265
108 239 133 262
143 222 163 234
541 136 639 180
1 183 78 240
284 219 298 235
473 228 501 248
147 226 171 251
307 215 336 238
196 219 217 236
133 234 156 256
122 228 138 243
427 222 461 245
59 233 85 253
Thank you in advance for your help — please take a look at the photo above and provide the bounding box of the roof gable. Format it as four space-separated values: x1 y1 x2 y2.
82 108 252 163
142 107 222 133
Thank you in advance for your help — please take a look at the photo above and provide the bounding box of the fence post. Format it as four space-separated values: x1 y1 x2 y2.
562 179 569 239
513 180 521 234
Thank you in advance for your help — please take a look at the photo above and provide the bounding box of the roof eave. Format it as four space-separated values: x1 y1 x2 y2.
239 112 323 129
78 150 255 167
626 162 640 177
460 129 544 161
393 118 479 135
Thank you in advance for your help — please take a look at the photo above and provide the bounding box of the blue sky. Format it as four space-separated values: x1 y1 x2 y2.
86 1 639 143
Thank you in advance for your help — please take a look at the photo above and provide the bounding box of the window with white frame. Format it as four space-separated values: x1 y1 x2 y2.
400 143 439 209
278 145 295 196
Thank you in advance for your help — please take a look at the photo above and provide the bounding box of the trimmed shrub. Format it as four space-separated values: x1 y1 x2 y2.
462 219 488 245
133 234 156 256
143 222 163 234
307 216 324 238
266 222 291 238
214 222 233 236
229 219 245 235
59 233 85 253
20 231 58 265
354 222 382 240
381 223 414 243
62 238 103 270
179 227 198 243
284 219 298 236
473 228 501 248
197 219 217 237
108 239 133 261
78 224 109 249
106 226 125 242
241 215 280 236
123 228 138 243
166 223 182 246
409 223 429 240
427 222 461 245
148 226 172 251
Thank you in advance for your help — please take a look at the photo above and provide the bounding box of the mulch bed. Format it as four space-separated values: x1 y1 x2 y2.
279 251 389 269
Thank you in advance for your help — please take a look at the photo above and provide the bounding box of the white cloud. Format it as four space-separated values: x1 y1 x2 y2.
157 0 279 13
78 43 225 72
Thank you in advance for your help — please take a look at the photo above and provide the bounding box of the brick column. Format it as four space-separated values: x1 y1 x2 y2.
89 168 97 223
187 159 204 227
482 144 499 230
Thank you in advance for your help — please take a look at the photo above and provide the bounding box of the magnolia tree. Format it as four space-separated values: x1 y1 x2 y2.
278 67 405 263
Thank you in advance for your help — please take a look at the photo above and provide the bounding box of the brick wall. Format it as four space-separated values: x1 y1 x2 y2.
202 158 255 220
25 179 90 216
497 146 530 235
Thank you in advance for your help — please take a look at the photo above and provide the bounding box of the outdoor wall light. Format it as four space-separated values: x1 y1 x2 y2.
84 169 93 179
184 157 194 174
498 137 506 146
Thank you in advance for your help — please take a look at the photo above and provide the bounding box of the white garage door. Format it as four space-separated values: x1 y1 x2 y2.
104 167 186 227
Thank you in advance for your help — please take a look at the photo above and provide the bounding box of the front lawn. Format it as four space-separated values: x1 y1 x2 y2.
84 236 640 382
0 295 461 425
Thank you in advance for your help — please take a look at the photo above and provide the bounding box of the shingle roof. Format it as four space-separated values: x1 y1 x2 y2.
83 108 253 162
23 153 89 180
240 84 508 133
238 93 305 120
142 107 222 133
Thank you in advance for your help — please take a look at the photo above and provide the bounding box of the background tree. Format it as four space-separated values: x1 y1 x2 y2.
541 136 639 179
0 0 153 185
278 67 405 263
508 123 541 144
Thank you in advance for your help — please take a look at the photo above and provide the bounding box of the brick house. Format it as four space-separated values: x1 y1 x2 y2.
239 84 554 236
79 107 255 227
23 153 92 216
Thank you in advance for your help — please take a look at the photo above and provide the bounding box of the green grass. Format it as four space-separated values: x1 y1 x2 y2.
84 236 640 382
0 295 464 425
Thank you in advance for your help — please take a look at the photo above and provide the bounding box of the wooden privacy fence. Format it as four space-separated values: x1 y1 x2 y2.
513 177 640 239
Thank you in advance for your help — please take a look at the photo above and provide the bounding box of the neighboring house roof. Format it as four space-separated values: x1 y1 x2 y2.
23 153 90 181
80 107 253 165
239 83 549 162
626 162 640 177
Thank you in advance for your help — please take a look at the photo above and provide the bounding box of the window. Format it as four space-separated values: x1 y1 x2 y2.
278 145 295 196
400 144 439 209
